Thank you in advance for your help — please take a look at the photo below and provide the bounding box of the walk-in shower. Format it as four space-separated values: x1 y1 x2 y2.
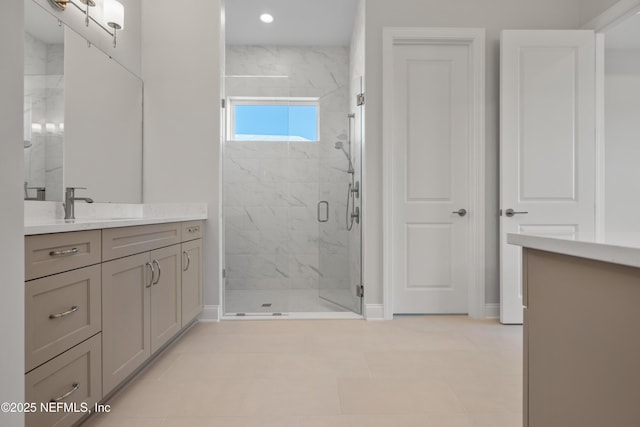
222 0 364 317
222 58 363 316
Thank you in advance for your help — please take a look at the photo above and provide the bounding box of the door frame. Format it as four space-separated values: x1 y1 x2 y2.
382 27 486 320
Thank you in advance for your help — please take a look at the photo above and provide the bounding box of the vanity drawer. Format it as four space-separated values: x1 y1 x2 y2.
25 230 101 281
25 334 102 427
102 222 181 261
182 221 203 241
25 265 101 372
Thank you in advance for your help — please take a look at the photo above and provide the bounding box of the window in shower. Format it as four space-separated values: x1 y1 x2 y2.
228 97 319 142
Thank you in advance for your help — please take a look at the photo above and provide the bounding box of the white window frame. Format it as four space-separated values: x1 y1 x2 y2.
226 96 320 142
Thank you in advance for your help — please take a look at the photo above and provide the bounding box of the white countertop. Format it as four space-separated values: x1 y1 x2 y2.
24 202 208 235
508 232 640 269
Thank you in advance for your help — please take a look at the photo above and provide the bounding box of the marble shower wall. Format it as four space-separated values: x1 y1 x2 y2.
24 32 64 201
224 46 352 300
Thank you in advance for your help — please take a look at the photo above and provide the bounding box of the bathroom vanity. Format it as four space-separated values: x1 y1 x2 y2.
508 232 640 427
24 207 206 427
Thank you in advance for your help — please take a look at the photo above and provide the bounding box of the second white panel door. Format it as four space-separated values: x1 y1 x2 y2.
500 30 596 324
391 42 471 314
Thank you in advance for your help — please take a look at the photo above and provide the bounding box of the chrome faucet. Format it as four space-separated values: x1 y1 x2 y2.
64 187 94 220
24 182 46 201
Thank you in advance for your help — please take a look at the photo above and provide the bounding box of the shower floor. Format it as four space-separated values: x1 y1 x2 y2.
225 289 354 315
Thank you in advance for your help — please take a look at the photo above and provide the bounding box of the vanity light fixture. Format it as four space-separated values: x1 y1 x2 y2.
104 0 124 47
260 13 274 24
46 0 125 48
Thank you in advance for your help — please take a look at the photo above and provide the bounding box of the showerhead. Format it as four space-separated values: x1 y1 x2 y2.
334 141 349 158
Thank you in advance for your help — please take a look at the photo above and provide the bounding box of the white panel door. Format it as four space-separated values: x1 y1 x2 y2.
500 30 596 324
391 42 471 314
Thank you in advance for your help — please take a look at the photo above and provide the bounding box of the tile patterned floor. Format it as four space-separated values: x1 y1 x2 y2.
83 316 523 427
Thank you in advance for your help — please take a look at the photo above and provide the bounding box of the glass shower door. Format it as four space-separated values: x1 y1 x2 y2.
317 77 364 315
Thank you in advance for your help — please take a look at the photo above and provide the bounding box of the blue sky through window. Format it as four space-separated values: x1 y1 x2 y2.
235 104 318 141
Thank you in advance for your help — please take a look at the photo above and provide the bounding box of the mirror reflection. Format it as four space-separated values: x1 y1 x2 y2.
24 0 143 203
24 1 64 201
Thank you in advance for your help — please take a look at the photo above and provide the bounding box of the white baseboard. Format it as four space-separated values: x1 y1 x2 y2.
365 304 385 321
199 305 221 322
485 303 500 319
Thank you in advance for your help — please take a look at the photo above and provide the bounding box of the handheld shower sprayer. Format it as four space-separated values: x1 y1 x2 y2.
334 141 354 174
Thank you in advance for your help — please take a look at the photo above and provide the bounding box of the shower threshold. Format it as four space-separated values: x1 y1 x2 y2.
221 311 363 320
233 312 287 317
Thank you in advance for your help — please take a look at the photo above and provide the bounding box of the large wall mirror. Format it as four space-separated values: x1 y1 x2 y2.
24 0 142 203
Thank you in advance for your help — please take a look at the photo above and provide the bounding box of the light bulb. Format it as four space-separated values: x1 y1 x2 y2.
104 0 124 30
260 13 274 24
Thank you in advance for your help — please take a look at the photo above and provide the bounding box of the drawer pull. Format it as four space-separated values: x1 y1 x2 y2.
50 383 79 402
152 260 161 285
49 306 79 319
183 251 191 272
145 262 154 288
49 247 79 257
188 226 200 233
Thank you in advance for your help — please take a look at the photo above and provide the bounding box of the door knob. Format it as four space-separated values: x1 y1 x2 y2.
452 209 467 217
505 208 528 218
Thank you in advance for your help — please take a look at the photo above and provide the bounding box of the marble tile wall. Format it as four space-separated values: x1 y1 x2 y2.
224 46 354 307
24 32 64 201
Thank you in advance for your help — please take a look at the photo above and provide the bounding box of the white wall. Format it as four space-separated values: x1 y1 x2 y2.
0 0 25 425
363 0 589 308
141 0 224 310
605 49 640 231
580 0 625 26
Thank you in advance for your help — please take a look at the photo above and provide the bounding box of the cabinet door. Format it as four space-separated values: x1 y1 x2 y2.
150 245 182 354
181 239 203 326
102 252 151 395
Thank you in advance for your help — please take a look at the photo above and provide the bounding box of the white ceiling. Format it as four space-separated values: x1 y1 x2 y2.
606 11 640 50
25 1 64 44
225 0 359 46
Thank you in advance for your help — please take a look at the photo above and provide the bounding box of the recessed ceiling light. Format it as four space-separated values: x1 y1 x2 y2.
260 13 274 24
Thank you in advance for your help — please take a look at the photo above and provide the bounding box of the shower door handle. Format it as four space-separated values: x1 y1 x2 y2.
318 201 329 223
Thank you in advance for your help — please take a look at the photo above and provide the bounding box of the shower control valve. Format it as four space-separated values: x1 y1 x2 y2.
351 181 360 198
351 207 360 225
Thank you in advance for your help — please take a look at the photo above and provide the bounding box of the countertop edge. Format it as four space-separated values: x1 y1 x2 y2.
507 233 640 269
24 215 208 235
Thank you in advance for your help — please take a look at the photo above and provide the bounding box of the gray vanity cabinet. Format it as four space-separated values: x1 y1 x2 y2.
101 252 152 395
24 230 103 427
25 220 204 421
101 223 183 395
149 244 182 353
181 222 203 326
522 248 640 427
